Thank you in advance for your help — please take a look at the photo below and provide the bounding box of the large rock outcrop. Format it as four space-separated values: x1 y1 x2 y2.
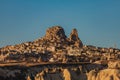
87 61 120 80
87 69 120 80
69 28 83 47
42 26 83 48
44 26 67 42
108 61 120 69
34 68 87 80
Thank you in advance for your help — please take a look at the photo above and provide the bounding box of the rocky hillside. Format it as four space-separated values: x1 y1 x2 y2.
0 26 120 80
0 60 119 80
0 26 83 63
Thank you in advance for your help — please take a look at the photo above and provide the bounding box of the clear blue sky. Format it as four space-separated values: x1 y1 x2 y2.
0 0 120 48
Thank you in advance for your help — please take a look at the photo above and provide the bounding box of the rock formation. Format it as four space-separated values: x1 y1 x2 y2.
34 67 87 80
0 26 120 80
44 26 67 42
33 26 83 49
108 61 120 69
69 28 79 41
69 28 83 47
87 68 120 80
42 26 83 48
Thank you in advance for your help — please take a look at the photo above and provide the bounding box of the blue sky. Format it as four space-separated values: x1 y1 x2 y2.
0 0 120 48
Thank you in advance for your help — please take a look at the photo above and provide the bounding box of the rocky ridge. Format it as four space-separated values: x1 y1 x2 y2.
0 26 120 80
44 26 67 42
0 26 84 63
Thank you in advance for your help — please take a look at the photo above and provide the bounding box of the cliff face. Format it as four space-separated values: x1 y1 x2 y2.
42 26 83 48
0 61 119 80
34 61 120 80
40 26 68 48
87 69 120 80
87 60 120 80
34 68 87 80
0 26 120 80
0 26 83 63
69 28 83 48
24 62 120 80
44 26 67 42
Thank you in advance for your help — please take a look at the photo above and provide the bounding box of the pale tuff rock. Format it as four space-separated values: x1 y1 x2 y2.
69 29 79 41
69 28 83 48
34 71 45 80
42 26 83 48
108 61 120 69
1 26 120 64
87 70 97 80
26 76 31 80
0 26 120 80
44 26 67 42
88 69 120 80
63 69 71 80
97 69 120 80
0 64 120 80
35 68 87 80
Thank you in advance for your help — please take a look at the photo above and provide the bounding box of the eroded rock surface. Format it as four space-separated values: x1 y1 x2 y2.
0 26 120 80
69 28 83 47
87 68 120 80
44 26 67 42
